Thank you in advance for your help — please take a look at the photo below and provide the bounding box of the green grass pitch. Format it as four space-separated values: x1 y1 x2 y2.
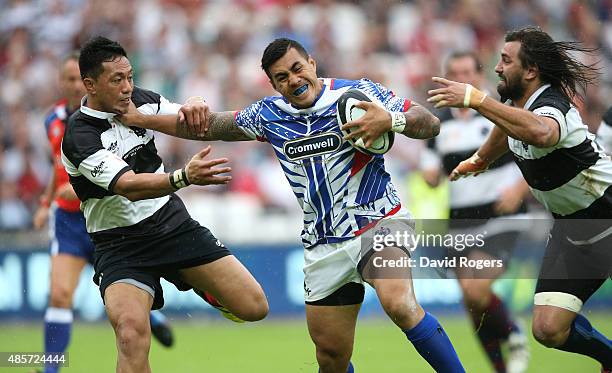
1 314 608 372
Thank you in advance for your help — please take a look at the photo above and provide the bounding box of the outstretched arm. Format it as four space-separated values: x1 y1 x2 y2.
341 101 440 147
120 100 252 142
427 77 559 147
477 126 510 164
113 146 232 201
449 126 510 181
122 111 251 141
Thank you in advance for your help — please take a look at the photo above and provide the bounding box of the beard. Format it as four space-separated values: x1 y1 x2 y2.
497 74 526 103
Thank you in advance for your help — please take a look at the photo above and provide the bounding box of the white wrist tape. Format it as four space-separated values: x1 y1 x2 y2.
389 111 407 133
470 152 483 164
463 84 487 108
463 84 473 108
169 168 191 190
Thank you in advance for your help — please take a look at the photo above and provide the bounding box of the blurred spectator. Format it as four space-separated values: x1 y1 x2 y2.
0 180 31 230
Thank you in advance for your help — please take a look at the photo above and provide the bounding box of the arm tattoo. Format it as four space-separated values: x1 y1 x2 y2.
174 117 202 140
401 103 441 139
175 111 252 141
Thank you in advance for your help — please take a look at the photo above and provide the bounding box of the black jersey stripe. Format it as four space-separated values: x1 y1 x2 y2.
123 140 163 174
528 87 571 114
513 138 600 191
63 112 111 168
131 87 161 111
70 174 115 201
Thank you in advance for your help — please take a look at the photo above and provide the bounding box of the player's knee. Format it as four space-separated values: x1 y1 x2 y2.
234 289 269 322
379 295 420 326
381 296 406 319
49 284 74 308
532 319 568 348
114 314 151 353
315 342 352 367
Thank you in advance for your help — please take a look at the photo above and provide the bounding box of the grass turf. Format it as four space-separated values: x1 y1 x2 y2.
0 314 608 372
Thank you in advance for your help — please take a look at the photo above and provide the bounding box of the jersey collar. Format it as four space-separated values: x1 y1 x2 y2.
79 96 116 119
520 84 551 109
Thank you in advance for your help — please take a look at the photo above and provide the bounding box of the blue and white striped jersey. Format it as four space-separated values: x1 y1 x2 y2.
235 78 411 248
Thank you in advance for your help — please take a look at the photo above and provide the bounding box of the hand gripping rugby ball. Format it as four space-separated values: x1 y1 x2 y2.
336 88 394 155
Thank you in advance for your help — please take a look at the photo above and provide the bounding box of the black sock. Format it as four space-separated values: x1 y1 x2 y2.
557 314 612 368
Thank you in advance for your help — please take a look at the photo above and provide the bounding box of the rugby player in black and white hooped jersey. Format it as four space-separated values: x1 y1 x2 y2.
31 52 175 373
428 26 612 372
61 37 268 372
421 50 531 373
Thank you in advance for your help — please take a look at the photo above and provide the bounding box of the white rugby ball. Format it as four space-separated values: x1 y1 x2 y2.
336 88 394 155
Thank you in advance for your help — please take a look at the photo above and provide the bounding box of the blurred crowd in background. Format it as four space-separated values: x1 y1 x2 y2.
0 0 611 235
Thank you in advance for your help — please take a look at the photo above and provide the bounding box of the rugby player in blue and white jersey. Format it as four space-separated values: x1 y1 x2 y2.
122 38 465 372
429 27 611 372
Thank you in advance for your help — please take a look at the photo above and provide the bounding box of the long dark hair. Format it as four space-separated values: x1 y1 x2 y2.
505 26 600 101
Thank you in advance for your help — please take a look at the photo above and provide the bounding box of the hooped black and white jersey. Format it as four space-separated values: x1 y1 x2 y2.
61 87 183 234
508 84 612 217
422 108 525 219
596 106 612 156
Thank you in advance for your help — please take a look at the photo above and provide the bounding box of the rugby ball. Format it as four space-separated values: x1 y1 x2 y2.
336 89 394 155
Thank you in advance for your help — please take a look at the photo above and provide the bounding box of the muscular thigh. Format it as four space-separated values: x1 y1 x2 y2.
104 282 153 328
179 255 262 311
535 220 609 312
361 246 414 287
306 303 361 351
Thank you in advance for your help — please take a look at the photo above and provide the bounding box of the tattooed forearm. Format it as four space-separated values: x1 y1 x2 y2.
175 116 206 140
175 111 252 141
206 112 252 141
401 103 441 139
